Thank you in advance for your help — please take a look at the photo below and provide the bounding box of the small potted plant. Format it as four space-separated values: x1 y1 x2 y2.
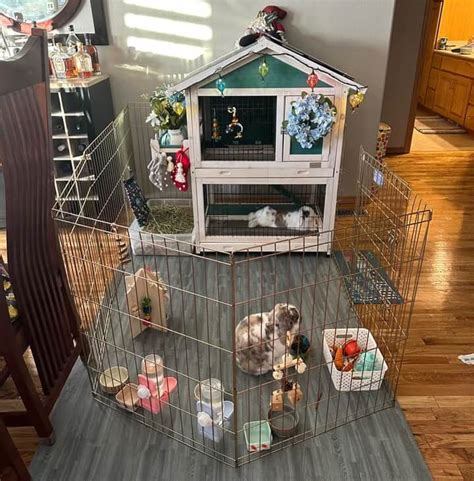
145 86 186 147
141 296 152 326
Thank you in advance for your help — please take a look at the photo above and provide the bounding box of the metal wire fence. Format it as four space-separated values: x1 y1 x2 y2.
52 106 431 467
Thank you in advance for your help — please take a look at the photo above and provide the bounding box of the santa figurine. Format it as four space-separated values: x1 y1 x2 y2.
237 6 288 47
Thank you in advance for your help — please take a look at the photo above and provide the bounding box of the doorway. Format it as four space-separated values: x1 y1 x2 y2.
412 0 474 152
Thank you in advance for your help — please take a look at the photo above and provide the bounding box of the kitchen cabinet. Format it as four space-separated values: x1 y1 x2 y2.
465 104 474 130
421 51 474 129
433 71 471 124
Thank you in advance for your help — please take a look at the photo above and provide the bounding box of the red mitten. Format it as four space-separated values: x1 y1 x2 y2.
171 147 190 192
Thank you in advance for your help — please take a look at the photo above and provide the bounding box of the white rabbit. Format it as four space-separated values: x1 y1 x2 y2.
235 303 301 375
248 206 277 228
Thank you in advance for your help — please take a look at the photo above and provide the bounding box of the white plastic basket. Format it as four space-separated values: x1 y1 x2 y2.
322 328 388 391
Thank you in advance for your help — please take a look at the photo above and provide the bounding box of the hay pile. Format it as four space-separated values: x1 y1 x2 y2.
145 205 193 235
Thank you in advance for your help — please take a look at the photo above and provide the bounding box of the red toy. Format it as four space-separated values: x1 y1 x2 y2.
343 340 361 358
171 146 190 192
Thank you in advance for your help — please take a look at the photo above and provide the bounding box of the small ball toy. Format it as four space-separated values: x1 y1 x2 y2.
343 339 361 358
289 334 311 359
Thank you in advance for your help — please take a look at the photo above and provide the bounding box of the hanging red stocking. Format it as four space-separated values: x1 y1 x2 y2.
171 146 190 192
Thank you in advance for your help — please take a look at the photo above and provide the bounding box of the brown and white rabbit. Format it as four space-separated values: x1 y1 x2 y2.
235 303 301 375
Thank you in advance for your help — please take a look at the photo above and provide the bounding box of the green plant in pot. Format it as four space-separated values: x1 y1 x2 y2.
145 86 186 147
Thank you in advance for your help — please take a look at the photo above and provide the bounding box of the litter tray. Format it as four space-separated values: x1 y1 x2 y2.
243 421 272 452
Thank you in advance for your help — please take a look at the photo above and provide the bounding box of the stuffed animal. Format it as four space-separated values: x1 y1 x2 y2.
235 303 301 375
237 6 288 47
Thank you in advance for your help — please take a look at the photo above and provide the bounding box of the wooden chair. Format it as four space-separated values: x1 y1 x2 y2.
0 29 82 440
0 419 31 481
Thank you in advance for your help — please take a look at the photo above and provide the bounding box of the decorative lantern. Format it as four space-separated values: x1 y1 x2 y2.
307 69 319 90
258 58 269 80
215 75 226 96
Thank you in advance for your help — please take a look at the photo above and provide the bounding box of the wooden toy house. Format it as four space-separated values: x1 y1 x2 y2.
173 36 366 252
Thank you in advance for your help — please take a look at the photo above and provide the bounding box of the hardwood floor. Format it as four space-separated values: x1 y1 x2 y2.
388 151 474 481
1 150 474 480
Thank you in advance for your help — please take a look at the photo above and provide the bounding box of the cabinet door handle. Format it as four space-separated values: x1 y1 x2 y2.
219 171 231 176
297 170 310 175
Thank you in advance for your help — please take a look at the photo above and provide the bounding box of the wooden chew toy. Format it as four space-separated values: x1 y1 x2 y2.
111 223 131 264
270 332 307 410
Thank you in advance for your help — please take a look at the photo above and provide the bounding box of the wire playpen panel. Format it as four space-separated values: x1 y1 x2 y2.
52 106 431 467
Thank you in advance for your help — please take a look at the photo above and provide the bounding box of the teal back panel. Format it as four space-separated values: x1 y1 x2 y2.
290 136 323 155
202 57 332 89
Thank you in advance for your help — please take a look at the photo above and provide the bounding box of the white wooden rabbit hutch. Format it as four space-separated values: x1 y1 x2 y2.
173 36 367 253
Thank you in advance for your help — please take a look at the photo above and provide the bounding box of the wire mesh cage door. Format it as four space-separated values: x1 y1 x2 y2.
53 116 431 467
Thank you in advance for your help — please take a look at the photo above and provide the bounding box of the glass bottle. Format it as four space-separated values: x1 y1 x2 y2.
66 24 80 55
74 43 93 79
84 34 101 75
50 43 65 79
63 45 78 79
51 43 77 79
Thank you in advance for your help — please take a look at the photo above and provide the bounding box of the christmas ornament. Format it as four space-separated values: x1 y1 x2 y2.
258 58 269 80
171 146 190 192
166 156 174 172
172 101 185 116
225 106 244 139
349 90 365 111
211 110 221 141
215 75 226 96
307 69 319 90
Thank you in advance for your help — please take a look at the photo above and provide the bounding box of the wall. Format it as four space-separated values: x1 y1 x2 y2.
380 0 427 151
438 0 474 41
70 0 397 195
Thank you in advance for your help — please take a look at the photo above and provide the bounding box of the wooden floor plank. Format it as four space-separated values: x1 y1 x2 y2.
419 447 472 465
458 464 474 481
426 435 474 449
428 464 464 481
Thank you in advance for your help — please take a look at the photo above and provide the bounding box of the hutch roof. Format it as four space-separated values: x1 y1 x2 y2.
173 35 366 93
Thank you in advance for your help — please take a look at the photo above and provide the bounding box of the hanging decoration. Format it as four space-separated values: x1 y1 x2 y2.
306 69 319 91
225 106 244 139
147 139 171 191
215 75 226 96
123 176 151 227
258 57 269 81
349 90 366 111
283 92 337 149
211 109 221 141
171 146 190 192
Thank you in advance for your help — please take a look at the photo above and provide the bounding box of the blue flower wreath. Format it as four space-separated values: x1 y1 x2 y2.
284 93 337 149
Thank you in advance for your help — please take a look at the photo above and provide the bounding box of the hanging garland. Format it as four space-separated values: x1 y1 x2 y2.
283 92 337 149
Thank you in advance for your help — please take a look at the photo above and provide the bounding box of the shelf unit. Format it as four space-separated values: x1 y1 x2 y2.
50 75 114 211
